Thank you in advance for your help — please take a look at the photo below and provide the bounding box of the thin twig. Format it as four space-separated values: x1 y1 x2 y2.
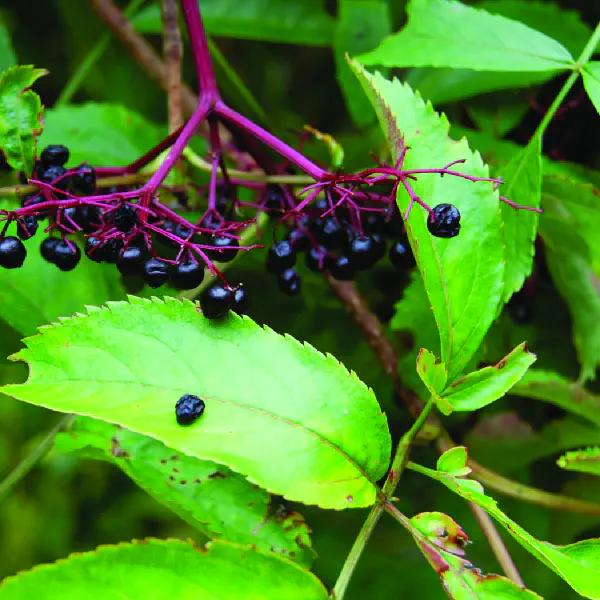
161 0 184 133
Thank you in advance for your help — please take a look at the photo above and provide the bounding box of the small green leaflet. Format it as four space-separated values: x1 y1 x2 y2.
56 417 314 566
416 348 451 414
350 60 504 382
436 447 471 477
357 0 574 73
3 297 391 509
558 448 600 477
0 539 328 600
0 65 46 174
583 63 600 117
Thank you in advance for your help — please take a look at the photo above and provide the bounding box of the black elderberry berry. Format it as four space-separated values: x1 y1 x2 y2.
170 260 204 290
113 204 138 233
175 223 193 240
363 212 385 234
16 215 38 240
117 246 145 276
287 227 310 253
371 232 387 261
52 240 81 272
305 246 326 272
103 237 124 264
84 236 105 262
347 235 380 270
428 204 461 238
232 287 249 315
206 235 239 263
327 254 354 281
215 184 232 215
76 205 101 234
312 196 329 216
389 240 416 270
143 257 170 288
278 268 301 295
311 217 344 250
384 203 405 238
266 240 296 274
264 185 285 211
175 393 205 426
0 236 26 269
40 237 60 263
37 164 68 190
71 166 97 195
40 144 69 168
200 284 233 319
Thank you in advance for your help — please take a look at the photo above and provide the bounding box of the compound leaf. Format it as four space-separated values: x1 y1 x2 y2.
56 417 314 566
3 297 391 510
0 539 328 600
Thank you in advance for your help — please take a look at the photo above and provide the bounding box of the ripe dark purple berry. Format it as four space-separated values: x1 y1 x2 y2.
363 212 385 234
117 246 145 276
170 260 204 290
200 284 233 319
76 205 101 234
264 185 285 211
71 166 96 194
371 232 387 260
347 235 380 270
207 235 239 263
103 237 124 264
311 217 344 250
287 227 310 253
327 254 354 280
52 240 81 271
232 287 249 315
428 204 461 238
40 144 69 167
40 237 59 262
305 246 326 272
37 164 68 190
266 240 296 274
389 240 416 270
84 236 105 262
278 268 301 295
175 393 205 426
0 236 26 269
16 215 38 240
143 257 169 288
113 204 138 232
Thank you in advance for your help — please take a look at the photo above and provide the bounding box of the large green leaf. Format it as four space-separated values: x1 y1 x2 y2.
357 0 573 73
132 0 334 46
499 137 542 303
334 1 391 128
0 20 16 73
510 369 600 428
39 102 166 166
558 448 600 477
410 511 542 599
583 63 600 117
55 417 314 566
0 539 328 599
410 461 600 599
0 244 125 336
3 297 391 509
0 65 46 174
351 61 505 382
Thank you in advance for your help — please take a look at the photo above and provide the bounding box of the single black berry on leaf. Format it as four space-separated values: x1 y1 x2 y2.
84 236 105 262
347 235 380 270
143 257 170 288
117 246 145 276
103 237 124 264
170 260 204 290
175 393 205 426
327 254 354 280
266 240 296 274
71 166 96 194
428 203 461 238
305 246 326 272
389 240 416 270
200 284 233 319
278 268 301 295
232 287 249 315
114 204 138 232
0 236 26 269
40 237 59 263
53 240 81 271
311 217 344 250
17 215 39 240
40 144 69 167
207 235 239 263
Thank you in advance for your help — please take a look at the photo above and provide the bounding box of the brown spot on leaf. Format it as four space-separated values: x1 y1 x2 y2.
194 478 201 484
169 475 175 481
172 467 180 473
208 471 226 479
346 495 354 504
496 358 507 369
180 480 187 485
160 459 167 464
170 455 179 461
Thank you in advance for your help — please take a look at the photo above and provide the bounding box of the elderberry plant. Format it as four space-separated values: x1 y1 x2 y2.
1 0 600 599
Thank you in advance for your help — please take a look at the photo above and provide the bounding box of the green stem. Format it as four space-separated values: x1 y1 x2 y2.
0 415 73 503
57 0 146 106
330 399 435 599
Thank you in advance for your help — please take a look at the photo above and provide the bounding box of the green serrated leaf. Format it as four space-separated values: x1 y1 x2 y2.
0 245 126 336
583 63 600 117
358 0 573 73
499 137 542 303
510 369 600 428
39 102 166 166
416 348 451 414
350 61 505 381
558 447 600 476
3 297 391 509
0 539 328 599
56 416 314 565
0 65 47 174
334 1 391 128
132 0 334 46
436 447 469 475
441 342 536 412
412 462 600 598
